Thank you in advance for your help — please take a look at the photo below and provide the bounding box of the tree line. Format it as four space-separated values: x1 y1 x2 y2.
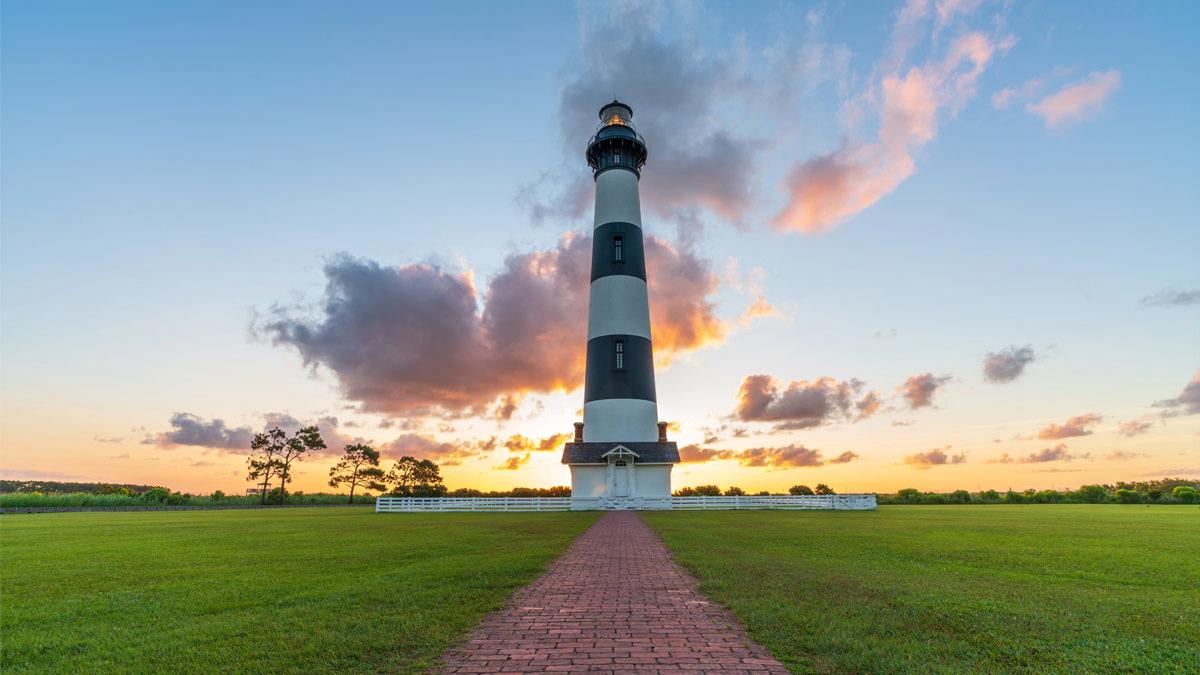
878 479 1197 505
673 483 837 496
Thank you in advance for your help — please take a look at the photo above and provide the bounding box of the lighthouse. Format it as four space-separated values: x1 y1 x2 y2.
562 100 679 509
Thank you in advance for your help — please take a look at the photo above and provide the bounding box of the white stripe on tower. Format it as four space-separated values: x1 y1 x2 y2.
582 101 659 443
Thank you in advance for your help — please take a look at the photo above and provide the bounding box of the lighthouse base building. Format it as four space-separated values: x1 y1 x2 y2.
561 100 680 509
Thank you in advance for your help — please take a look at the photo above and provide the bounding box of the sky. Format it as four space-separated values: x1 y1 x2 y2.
2 0 1197 495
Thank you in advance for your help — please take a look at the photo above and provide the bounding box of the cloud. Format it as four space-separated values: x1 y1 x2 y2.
379 433 489 467
109 453 130 460
533 2 758 228
92 435 126 444
678 444 856 468
503 432 572 454
1025 69 1120 129
262 233 727 416
733 374 881 428
899 373 951 409
1104 451 1147 461
1036 413 1103 440
982 345 1035 383
145 413 254 450
495 453 530 471
1116 419 1154 437
1140 289 1200 308
904 447 967 469
1153 371 1200 417
993 443 1085 463
773 1 1006 232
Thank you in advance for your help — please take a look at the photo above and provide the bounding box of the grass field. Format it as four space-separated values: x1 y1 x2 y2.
0 508 598 673
642 505 1200 674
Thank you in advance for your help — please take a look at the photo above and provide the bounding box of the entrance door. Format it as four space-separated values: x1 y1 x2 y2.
612 459 630 497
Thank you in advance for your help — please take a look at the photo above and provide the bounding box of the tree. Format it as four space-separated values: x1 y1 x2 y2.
896 488 922 504
789 485 814 496
949 489 972 504
276 425 326 501
1172 485 1197 503
387 456 446 497
328 444 387 503
693 485 722 496
1075 484 1108 503
815 483 835 495
247 427 287 504
1115 488 1143 504
724 486 746 496
674 487 698 496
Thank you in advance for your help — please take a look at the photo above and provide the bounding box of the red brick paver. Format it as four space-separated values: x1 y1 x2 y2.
441 510 788 674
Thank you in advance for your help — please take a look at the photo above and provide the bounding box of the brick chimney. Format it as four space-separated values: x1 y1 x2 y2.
573 422 584 443
657 421 668 444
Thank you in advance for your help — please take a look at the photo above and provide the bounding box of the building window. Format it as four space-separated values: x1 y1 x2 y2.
613 236 624 262
615 459 627 467
614 340 624 370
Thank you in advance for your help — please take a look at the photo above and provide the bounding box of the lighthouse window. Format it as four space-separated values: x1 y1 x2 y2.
614 340 625 370
613 236 624 262
615 459 627 467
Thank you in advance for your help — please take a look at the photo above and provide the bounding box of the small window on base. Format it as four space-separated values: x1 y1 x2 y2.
614 340 625 370
613 236 624 262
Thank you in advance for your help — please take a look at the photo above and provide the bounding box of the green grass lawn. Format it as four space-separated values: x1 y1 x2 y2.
1 508 598 673
642 505 1200 674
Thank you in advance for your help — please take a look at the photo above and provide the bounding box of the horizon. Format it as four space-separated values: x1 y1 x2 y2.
2 0 1197 496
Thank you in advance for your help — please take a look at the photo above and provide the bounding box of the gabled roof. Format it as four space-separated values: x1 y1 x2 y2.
561 442 679 464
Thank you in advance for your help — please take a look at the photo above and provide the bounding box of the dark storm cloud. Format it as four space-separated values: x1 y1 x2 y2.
1153 371 1200 417
733 374 881 428
1036 413 1103 440
1139 288 1200 308
982 345 1035 383
898 373 951 409
260 234 724 416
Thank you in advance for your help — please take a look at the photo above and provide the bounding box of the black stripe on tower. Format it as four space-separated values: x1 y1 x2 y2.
590 221 646 282
583 334 657 402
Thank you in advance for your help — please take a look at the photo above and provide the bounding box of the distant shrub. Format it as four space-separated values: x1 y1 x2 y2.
1004 490 1026 504
724 486 746 496
815 484 836 495
978 490 1001 502
896 488 922 504
210 490 225 502
948 490 971 504
789 485 814 496
1115 489 1143 504
755 491 771 496
922 493 947 505
1075 485 1108 503
141 487 169 503
1034 489 1062 504
694 485 722 496
673 487 698 496
1172 486 1197 503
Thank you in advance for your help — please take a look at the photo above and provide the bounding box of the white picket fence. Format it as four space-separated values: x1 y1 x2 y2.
671 494 876 510
375 494 876 512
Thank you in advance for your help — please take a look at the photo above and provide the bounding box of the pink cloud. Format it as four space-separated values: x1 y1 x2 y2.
1025 70 1120 129
773 18 1003 233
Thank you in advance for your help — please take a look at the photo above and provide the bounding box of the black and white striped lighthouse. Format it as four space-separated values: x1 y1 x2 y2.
562 101 679 508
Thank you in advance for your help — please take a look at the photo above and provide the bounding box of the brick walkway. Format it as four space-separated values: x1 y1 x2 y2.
441 510 788 674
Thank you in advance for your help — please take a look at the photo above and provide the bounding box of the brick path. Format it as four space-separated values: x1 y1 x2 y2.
441 510 788 674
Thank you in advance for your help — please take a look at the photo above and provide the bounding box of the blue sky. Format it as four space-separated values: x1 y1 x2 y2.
2 0 1197 493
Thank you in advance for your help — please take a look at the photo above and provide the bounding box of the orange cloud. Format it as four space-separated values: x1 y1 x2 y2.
263 232 734 416
1026 70 1120 129
774 20 1002 232
904 447 966 469
1037 413 1103 440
